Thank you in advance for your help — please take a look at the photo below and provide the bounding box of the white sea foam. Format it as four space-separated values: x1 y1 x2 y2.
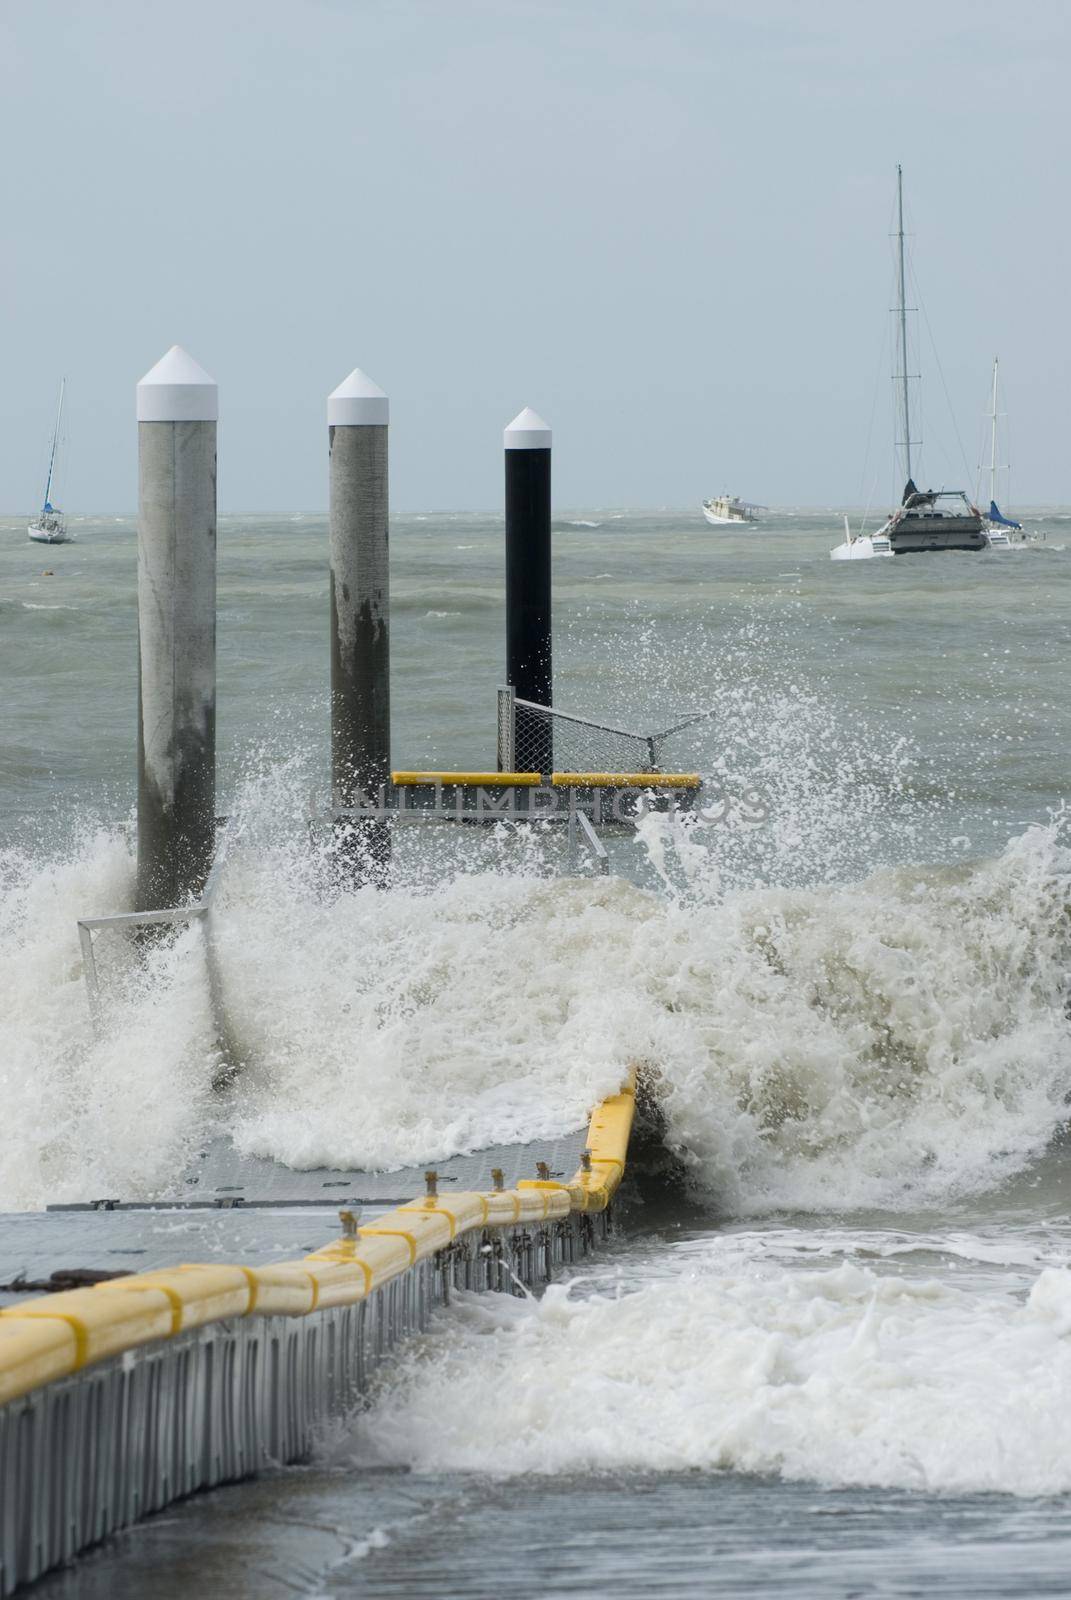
0 831 217 1209
179 751 1062 1195
2 794 1066 1214
2 622 1068 1213
629 816 1071 1213
351 1247 1071 1495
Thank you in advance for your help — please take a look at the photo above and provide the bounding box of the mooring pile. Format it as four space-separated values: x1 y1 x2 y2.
0 345 699 1592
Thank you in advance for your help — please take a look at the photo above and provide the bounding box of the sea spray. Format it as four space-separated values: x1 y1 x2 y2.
561 605 935 889
0 829 217 1209
209 800 1070 1206
633 813 1071 1213
2 768 1067 1213
350 1244 1071 1496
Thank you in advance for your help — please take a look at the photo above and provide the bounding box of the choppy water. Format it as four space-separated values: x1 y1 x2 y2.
5 507 1071 1595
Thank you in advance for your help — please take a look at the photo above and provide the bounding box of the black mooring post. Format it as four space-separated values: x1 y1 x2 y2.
504 408 552 774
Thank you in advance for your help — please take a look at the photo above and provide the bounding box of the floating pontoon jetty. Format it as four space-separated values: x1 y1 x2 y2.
1 351 700 1590
0 1081 635 1596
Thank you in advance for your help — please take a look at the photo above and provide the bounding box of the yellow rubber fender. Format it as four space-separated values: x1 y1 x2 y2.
304 1233 413 1295
482 1190 522 1225
516 1180 572 1220
0 1316 79 1403
361 1207 454 1261
293 1257 372 1309
513 1187 552 1221
394 1192 489 1240
95 1264 251 1334
3 1286 174 1369
240 1263 317 1317
567 1072 637 1210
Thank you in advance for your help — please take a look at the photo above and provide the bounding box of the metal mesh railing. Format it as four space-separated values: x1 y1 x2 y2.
497 683 516 770
498 687 713 777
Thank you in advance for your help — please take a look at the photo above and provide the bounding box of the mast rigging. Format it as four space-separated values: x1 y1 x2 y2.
895 165 913 485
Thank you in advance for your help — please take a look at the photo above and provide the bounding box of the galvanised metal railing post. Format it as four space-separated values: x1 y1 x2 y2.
497 684 516 772
77 821 240 1052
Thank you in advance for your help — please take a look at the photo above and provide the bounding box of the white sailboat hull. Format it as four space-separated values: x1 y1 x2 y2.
27 522 73 545
830 534 893 560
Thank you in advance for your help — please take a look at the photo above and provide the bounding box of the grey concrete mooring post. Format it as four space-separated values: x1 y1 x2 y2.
136 346 218 911
504 407 552 774
328 368 391 879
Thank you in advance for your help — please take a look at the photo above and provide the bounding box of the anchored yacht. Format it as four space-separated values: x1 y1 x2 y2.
832 168 986 561
27 379 74 545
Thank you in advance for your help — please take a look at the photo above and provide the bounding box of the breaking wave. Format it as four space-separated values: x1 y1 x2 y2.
0 800 1067 1215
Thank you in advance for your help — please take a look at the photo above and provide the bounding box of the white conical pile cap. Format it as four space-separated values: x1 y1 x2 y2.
328 368 389 426
504 407 551 450
137 345 218 421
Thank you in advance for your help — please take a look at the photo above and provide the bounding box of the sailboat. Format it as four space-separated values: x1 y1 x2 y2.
832 168 987 560
979 359 1022 548
27 380 74 545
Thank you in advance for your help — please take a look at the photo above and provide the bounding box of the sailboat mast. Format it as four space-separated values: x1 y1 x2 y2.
989 358 999 507
43 378 65 508
896 165 912 483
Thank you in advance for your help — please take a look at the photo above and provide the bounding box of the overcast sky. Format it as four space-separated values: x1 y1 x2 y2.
1 0 1067 510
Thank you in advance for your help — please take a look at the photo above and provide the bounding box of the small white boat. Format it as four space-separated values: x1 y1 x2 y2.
701 495 762 526
27 380 74 545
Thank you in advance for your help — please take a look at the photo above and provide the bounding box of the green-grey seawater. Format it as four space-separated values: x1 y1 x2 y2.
2 508 1069 857
5 507 1071 1599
